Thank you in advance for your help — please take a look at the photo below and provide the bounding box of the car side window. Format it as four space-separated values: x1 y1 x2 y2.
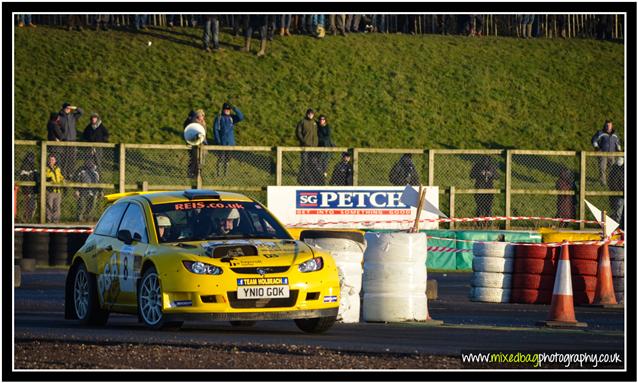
94 203 129 237
117 203 149 243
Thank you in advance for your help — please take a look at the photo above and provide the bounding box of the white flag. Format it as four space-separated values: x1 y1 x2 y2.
400 185 448 218
584 199 619 237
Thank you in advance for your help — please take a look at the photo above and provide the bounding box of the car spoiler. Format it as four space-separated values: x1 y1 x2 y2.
104 191 168 203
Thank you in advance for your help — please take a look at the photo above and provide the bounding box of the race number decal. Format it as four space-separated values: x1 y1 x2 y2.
120 245 136 292
97 252 120 304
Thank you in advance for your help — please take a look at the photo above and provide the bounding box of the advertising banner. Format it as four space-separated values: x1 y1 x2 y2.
267 186 439 230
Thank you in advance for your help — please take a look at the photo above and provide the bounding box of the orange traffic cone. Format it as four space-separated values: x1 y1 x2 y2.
591 243 623 308
537 242 587 328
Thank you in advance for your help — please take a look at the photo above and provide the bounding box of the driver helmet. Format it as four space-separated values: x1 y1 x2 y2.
157 215 172 227
212 208 240 222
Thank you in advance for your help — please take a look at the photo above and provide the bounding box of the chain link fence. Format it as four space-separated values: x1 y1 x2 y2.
13 141 625 229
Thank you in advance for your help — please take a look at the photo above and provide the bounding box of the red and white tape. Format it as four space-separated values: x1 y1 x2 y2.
427 246 472 253
289 215 603 228
426 235 624 248
15 227 93 233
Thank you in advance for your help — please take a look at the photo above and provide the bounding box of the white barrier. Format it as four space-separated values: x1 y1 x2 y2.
303 236 365 323
470 241 513 303
362 232 428 322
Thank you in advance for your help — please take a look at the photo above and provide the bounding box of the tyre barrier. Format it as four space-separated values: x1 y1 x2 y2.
302 234 365 323
49 233 69 266
570 244 600 305
363 232 428 322
611 260 624 278
570 259 598 276
14 231 23 264
511 244 557 304
469 241 514 303
20 258 36 272
610 246 624 304
609 246 624 261
569 244 600 261
15 265 21 288
23 232 49 266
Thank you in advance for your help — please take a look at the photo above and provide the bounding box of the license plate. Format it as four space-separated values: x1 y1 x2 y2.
237 286 290 299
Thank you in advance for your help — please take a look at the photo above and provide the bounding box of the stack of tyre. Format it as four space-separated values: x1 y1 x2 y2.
49 233 69 266
362 232 428 322
14 231 23 287
569 244 600 305
510 245 557 304
469 242 514 303
301 230 366 323
610 245 624 304
23 232 49 267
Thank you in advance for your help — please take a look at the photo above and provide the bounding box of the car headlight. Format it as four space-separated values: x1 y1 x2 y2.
298 257 323 273
182 261 223 275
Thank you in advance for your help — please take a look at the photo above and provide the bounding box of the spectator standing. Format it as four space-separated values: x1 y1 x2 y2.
295 108 319 185
203 15 222 52
330 152 353 186
312 14 326 38
94 14 111 31
47 112 64 141
555 168 577 223
74 159 101 222
317 115 335 184
45 154 64 223
520 14 535 38
184 109 207 178
469 157 499 217
134 14 148 31
18 153 39 222
389 154 420 186
278 14 292 36
608 157 624 227
328 14 347 36
58 102 83 175
591 119 622 186
67 15 85 31
82 112 109 169
17 14 36 28
213 103 244 176
241 15 270 57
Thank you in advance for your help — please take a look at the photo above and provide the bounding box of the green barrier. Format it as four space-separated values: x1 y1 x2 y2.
422 229 457 270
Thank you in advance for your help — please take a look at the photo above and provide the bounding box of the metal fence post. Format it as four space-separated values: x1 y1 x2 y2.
579 151 587 230
39 142 47 224
449 186 455 230
428 149 435 186
275 147 283 186
505 150 512 230
119 143 126 193
196 145 203 189
352 148 359 186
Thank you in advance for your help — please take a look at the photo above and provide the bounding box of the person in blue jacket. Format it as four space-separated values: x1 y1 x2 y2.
213 102 244 176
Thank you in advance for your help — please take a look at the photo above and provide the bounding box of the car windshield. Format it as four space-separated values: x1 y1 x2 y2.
150 200 291 243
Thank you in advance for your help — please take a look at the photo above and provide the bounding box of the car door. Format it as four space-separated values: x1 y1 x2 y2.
113 201 150 309
92 202 128 309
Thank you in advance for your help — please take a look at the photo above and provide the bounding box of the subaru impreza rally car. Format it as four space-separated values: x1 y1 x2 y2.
64 189 340 333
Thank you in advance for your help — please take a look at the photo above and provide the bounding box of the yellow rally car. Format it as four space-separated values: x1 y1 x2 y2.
64 189 340 333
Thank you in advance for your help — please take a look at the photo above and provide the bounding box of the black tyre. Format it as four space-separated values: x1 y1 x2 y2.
229 320 256 327
24 232 49 266
138 266 183 330
14 231 23 264
49 233 68 266
294 316 337 334
71 263 109 325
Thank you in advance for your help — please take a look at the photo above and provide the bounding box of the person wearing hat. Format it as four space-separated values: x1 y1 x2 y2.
45 153 64 223
295 108 319 185
213 102 244 176
156 215 173 242
330 152 353 186
82 112 109 143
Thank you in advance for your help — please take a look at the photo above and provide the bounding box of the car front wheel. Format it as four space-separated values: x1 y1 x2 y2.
138 266 182 330
294 316 337 334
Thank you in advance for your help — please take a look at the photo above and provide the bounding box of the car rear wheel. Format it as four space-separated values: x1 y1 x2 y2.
229 320 256 327
138 266 183 330
294 316 337 334
72 263 109 325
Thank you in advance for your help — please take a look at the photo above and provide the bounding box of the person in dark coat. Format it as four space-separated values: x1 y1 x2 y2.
58 102 83 175
82 112 109 170
389 154 420 186
317 115 335 185
47 112 64 141
591 119 622 186
608 157 624 228
241 15 270 57
296 108 319 185
556 168 577 224
74 159 100 222
213 102 244 177
330 152 353 186
470 156 499 217
17 152 39 222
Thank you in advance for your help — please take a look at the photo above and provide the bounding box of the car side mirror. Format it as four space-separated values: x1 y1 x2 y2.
117 229 133 245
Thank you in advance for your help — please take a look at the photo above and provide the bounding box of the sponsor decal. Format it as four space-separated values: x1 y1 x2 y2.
296 190 411 215
173 202 245 211
323 295 338 303
173 300 193 307
119 245 136 292
237 277 289 286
